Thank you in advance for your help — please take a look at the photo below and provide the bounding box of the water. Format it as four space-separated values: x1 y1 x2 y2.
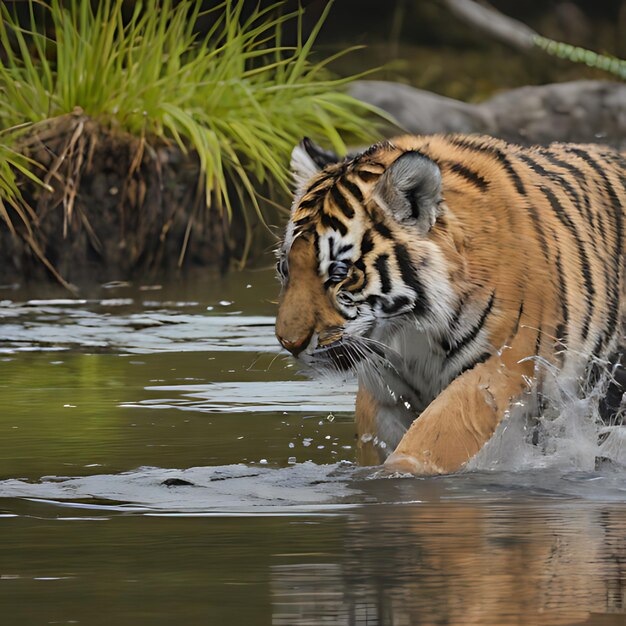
0 268 625 625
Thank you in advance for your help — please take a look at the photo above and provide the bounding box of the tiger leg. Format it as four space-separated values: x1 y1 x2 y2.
355 386 384 465
384 329 538 475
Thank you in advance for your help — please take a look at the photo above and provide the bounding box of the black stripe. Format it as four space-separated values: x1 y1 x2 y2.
304 174 332 196
566 150 624 344
487 150 526 196
445 292 495 361
298 192 325 210
517 153 551 178
519 153 584 217
581 189 595 234
540 184 595 341
538 150 617 343
351 259 369 293
605 279 620 351
335 243 353 257
596 211 607 239
449 293 468 329
521 199 551 263
329 184 355 219
394 243 428 315
448 136 527 196
320 211 347 236
374 254 391 294
555 323 567 356
517 153 590 267
554 250 569 350
535 324 543 356
518 150 601 283
442 290 473 353
511 301 524 337
591 333 605 362
566 148 623 259
312 230 320 266
537 149 596 229
446 161 490 192
360 230 374 256
329 237 354 260
570 148 624 354
374 221 393 239
339 178 363 203
457 351 492 377
328 235 337 258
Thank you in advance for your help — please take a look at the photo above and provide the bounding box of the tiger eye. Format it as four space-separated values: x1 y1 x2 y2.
328 261 351 283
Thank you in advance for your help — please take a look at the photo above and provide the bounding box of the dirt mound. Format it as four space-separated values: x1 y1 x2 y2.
1 114 230 287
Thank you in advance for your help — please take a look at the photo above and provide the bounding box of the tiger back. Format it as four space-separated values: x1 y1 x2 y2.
275 134 626 474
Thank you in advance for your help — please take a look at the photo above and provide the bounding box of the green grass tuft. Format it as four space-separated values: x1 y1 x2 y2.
0 0 386 271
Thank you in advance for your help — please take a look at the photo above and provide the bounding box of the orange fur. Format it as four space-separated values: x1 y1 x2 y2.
276 134 626 474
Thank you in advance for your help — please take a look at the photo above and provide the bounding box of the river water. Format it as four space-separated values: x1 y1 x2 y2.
0 268 624 625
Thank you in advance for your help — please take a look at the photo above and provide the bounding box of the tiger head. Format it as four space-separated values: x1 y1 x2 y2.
275 137 462 373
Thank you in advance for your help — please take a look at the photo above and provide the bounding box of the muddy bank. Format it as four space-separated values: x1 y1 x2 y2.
1 115 234 287
3 79 625 287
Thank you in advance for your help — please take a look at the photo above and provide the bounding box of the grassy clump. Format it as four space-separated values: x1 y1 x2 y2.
0 135 37 235
0 0 382 273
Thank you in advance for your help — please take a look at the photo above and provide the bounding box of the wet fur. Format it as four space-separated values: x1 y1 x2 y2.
275 134 626 474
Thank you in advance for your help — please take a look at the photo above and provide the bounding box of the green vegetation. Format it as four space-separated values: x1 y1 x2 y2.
0 0 382 274
532 35 626 80
0 135 36 235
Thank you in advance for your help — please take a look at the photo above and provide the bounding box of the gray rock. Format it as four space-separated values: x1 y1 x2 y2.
350 79 626 148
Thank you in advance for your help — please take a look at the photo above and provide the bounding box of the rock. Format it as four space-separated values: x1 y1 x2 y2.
351 79 626 149
350 81 490 135
162 477 195 487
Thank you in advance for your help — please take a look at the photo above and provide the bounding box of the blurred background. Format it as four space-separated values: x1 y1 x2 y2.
302 0 626 99
0 0 624 285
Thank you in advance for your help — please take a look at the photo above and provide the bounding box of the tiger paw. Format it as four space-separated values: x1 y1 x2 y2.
383 451 445 476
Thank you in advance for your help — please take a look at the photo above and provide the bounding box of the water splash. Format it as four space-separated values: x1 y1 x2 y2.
469 354 625 472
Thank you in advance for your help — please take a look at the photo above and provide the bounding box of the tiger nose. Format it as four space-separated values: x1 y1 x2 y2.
276 331 312 357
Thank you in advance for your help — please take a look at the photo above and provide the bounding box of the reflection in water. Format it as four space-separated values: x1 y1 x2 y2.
123 380 357 413
271 501 626 626
0 269 625 625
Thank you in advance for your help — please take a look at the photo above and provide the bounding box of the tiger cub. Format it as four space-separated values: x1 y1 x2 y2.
275 134 626 474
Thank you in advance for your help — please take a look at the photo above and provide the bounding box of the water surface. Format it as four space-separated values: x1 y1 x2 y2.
0 269 624 625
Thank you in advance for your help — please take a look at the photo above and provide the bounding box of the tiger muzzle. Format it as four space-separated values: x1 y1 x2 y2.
276 330 313 357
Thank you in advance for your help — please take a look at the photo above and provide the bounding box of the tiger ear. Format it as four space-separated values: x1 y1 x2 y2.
375 151 442 233
290 137 340 192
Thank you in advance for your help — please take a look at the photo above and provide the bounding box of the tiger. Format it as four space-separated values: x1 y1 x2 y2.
274 134 626 474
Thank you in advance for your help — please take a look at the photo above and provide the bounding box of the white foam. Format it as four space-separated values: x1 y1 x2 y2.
469 356 625 472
